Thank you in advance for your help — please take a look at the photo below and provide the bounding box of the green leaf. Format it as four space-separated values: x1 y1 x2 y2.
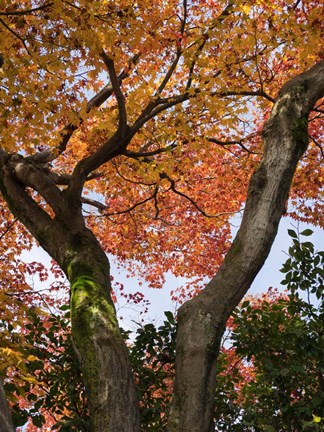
164 311 175 324
241 300 250 309
288 229 298 239
300 229 313 237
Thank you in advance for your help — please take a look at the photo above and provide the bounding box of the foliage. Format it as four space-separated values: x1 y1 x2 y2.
130 311 177 431
2 307 89 432
0 0 323 295
216 229 324 431
2 307 177 431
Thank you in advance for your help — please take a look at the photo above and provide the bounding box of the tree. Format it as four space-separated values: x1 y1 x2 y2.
0 1 323 431
5 232 322 431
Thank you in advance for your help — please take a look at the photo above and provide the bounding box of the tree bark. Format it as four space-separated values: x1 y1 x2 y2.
61 228 140 432
168 61 324 432
0 156 140 432
0 380 15 432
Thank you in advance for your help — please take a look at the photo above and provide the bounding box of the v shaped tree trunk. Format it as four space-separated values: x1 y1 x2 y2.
0 61 323 432
167 61 324 432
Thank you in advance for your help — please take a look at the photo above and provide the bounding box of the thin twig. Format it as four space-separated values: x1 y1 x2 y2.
0 3 53 16
0 218 17 241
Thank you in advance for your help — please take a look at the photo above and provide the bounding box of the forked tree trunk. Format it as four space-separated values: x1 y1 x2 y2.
168 61 324 432
0 61 323 432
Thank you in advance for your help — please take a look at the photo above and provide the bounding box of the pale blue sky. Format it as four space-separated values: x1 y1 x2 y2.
21 216 324 328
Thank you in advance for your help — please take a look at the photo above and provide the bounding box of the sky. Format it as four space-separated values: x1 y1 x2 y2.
21 215 324 328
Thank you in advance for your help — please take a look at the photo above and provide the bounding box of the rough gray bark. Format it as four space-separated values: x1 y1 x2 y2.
0 380 15 432
168 60 324 432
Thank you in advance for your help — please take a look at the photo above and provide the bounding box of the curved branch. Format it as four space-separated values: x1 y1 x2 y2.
101 50 128 137
81 197 107 212
123 143 177 159
33 54 140 164
163 173 240 219
11 158 63 215
104 186 159 216
0 3 53 16
207 132 261 154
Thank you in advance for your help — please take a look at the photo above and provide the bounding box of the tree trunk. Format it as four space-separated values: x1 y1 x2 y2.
0 158 140 432
0 380 15 432
168 61 324 432
61 228 140 432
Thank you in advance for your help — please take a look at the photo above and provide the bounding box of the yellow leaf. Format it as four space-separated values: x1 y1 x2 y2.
242 5 251 14
26 355 39 362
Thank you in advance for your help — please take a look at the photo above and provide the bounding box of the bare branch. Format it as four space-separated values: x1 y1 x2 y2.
81 197 107 211
0 218 17 242
101 50 128 137
0 3 53 16
163 173 239 219
103 186 159 216
124 143 177 159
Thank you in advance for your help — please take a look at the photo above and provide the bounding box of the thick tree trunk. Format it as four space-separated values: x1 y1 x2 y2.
0 159 140 432
61 228 140 432
168 61 324 432
0 380 15 432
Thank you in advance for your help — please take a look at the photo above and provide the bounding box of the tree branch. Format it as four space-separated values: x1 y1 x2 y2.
162 173 240 219
207 132 261 154
11 157 64 216
33 53 140 164
310 135 324 159
0 3 53 16
169 60 324 432
0 218 17 242
217 89 275 103
0 17 31 55
102 186 159 216
185 0 234 90
123 143 177 159
81 197 107 212
101 50 128 137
